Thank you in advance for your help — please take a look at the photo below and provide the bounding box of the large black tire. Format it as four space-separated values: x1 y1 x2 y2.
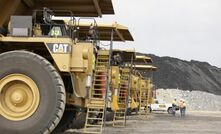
52 106 77 134
0 51 66 134
71 112 86 129
105 111 114 121
71 111 116 129
53 111 87 133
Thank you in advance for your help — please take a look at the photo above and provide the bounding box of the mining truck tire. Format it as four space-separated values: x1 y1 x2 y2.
52 106 77 134
105 111 114 121
0 51 66 134
53 112 87 133
71 112 86 129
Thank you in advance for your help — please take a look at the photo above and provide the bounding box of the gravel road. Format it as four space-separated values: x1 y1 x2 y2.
65 111 221 134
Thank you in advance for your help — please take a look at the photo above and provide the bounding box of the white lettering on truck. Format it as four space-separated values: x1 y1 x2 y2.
52 44 69 53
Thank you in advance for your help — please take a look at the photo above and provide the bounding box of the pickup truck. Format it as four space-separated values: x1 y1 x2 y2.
148 99 175 114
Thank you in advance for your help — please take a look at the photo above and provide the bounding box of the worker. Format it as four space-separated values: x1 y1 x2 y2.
87 23 97 41
179 99 186 117
172 98 177 116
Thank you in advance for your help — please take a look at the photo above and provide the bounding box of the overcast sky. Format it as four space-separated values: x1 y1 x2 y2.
97 0 221 67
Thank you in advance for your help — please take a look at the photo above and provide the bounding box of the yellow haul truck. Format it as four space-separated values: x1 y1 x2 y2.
134 64 157 114
130 72 140 112
134 56 153 114
0 1 116 133
67 23 134 133
108 49 135 127
129 55 153 114
81 49 135 128
128 55 156 113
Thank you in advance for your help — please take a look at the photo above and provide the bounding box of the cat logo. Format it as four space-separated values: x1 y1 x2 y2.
47 43 71 54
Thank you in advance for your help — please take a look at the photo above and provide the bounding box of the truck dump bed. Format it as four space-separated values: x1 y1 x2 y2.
77 22 134 41
0 0 114 31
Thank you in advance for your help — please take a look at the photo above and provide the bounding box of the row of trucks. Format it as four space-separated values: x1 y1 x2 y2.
0 0 157 134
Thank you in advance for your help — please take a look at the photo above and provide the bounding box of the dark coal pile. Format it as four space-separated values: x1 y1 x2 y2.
140 53 221 95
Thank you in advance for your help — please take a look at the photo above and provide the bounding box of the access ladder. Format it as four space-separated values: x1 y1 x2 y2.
113 69 130 127
84 50 109 134
139 87 148 114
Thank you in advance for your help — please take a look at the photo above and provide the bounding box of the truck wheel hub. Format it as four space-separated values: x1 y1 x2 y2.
11 90 25 104
0 74 40 121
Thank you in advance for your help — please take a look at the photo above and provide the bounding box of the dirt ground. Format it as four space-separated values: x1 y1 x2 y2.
66 111 221 134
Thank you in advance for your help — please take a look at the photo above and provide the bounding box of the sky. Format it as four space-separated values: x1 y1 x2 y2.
97 0 221 67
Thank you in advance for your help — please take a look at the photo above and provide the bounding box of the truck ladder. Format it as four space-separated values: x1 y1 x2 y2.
84 51 109 134
113 70 129 127
139 87 148 115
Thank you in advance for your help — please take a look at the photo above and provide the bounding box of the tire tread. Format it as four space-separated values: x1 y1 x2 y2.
0 51 66 134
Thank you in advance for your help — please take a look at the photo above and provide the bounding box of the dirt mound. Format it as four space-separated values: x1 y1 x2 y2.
138 53 221 95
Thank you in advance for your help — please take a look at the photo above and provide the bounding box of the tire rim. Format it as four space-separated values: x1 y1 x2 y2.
0 74 40 121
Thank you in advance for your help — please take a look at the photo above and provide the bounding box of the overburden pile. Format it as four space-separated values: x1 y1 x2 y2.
141 53 221 95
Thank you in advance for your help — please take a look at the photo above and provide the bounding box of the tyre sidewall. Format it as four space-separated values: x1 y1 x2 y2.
0 51 63 134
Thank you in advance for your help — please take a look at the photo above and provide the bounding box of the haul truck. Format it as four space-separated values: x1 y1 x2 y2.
134 55 153 114
81 49 135 127
128 56 157 114
108 49 135 127
129 55 153 113
76 48 136 128
62 23 134 133
133 64 157 114
0 2 119 133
